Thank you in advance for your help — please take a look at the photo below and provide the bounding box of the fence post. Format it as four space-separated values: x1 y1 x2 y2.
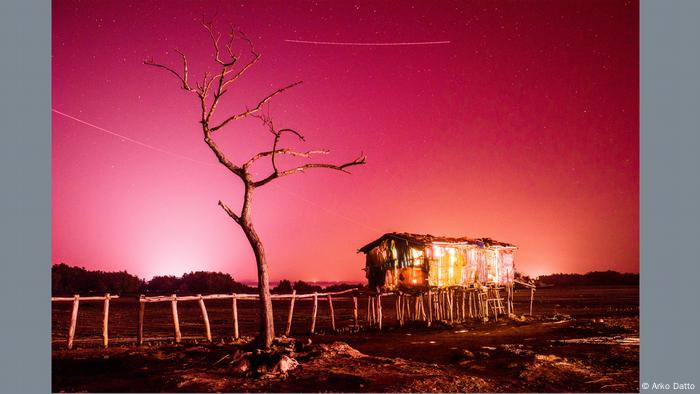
198 294 212 342
67 294 80 350
327 294 336 332
102 293 110 348
352 294 359 328
310 292 318 334
171 294 181 343
285 290 296 336
137 295 145 346
232 293 239 340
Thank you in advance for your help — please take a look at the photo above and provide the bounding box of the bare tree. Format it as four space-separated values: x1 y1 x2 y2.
145 21 365 348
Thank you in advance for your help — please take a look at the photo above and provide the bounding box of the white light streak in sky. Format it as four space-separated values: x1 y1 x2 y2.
52 108 216 167
284 39 451 46
51 108 381 232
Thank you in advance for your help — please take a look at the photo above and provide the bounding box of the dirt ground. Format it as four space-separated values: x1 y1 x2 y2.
52 286 639 392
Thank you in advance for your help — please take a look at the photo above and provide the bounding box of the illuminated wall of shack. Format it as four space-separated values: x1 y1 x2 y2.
364 238 516 290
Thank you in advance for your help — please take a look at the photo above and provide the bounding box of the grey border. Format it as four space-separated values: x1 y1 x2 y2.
0 0 51 393
640 0 700 388
2 0 700 393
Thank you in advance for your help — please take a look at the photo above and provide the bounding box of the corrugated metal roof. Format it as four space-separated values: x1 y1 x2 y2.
358 232 517 253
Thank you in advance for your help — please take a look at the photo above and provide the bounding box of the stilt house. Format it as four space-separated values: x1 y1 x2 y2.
359 232 517 291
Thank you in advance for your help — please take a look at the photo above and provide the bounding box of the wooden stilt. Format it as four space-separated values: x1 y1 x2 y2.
507 285 512 315
353 295 359 327
427 289 433 326
403 294 410 321
67 294 79 350
285 290 296 336
468 291 473 318
411 294 416 321
435 291 440 321
477 291 482 318
401 295 406 321
443 290 448 321
420 294 427 321
367 296 372 324
232 294 239 340
171 294 181 343
395 293 401 325
376 288 383 330
373 296 377 324
310 292 318 334
102 293 110 348
327 294 336 331
493 293 499 321
441 290 446 321
412 295 418 320
493 289 498 319
483 290 489 319
434 291 439 321
413 295 418 320
449 289 454 323
454 290 459 321
404 295 410 321
137 295 145 346
529 287 534 316
198 295 212 342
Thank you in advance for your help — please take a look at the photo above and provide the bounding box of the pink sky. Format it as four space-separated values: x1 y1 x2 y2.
52 0 639 281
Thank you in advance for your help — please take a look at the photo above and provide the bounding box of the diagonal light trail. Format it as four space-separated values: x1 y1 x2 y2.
52 108 381 232
284 39 451 46
52 108 217 167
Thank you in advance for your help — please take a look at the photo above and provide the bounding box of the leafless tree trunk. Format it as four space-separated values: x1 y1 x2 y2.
145 20 365 348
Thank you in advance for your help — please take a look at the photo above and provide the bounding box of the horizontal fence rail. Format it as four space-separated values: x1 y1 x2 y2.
52 285 535 349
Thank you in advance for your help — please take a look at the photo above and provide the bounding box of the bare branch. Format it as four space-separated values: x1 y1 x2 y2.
276 128 305 141
202 20 236 67
253 153 366 188
203 135 244 177
224 24 237 59
244 148 330 168
217 200 241 224
221 29 261 90
210 81 303 132
144 51 196 93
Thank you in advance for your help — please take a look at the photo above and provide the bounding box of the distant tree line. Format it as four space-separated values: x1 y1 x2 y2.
52 263 364 296
52 263 256 296
54 264 637 294
270 279 364 294
536 270 639 286
52 263 145 295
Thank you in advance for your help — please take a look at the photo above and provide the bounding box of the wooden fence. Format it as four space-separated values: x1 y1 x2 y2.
51 294 120 349
52 284 535 349
135 288 360 345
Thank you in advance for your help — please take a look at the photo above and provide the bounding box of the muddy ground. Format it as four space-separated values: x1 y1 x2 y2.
52 286 639 392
